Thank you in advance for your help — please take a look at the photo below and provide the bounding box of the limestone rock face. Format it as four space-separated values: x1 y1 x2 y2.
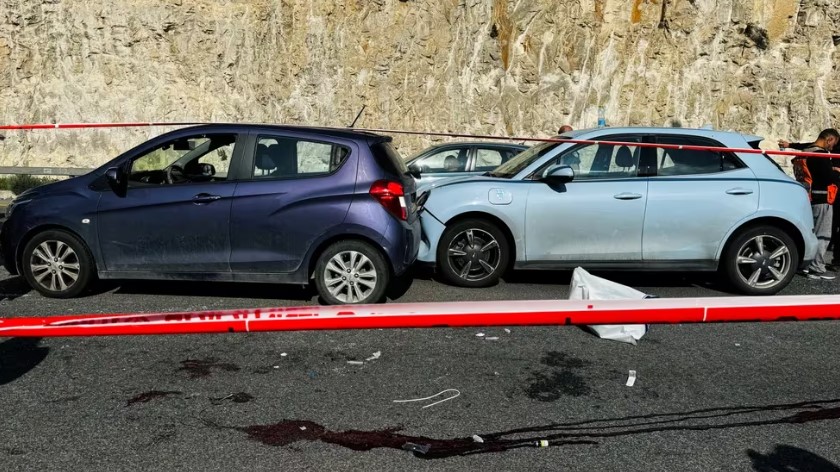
0 0 837 169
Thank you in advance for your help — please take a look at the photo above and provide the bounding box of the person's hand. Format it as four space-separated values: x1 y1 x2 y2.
778 139 791 148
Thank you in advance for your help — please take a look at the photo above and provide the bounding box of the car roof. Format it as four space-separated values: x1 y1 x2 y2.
423 141 528 148
174 123 390 141
564 126 763 143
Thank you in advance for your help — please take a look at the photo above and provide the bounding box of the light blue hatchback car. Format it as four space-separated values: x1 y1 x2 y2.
418 127 818 295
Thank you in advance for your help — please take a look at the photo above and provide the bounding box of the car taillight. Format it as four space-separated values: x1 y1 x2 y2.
370 180 407 220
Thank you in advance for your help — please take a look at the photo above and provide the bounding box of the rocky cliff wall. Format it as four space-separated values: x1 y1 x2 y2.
0 0 837 169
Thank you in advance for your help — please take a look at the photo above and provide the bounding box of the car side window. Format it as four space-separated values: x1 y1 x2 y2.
475 148 505 172
655 136 744 176
252 136 350 179
128 133 237 187
414 148 468 173
546 137 642 180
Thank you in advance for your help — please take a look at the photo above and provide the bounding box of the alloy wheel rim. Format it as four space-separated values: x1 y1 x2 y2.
30 240 81 292
324 251 377 303
447 228 501 282
735 234 791 289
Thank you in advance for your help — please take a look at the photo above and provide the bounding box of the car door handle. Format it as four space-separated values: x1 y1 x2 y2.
613 192 643 200
725 188 754 195
193 193 222 204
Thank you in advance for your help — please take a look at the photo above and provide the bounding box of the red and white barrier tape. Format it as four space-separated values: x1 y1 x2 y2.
1 295 839 338
1 121 838 160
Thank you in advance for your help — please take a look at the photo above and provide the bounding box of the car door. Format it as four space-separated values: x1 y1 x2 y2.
642 134 759 262
524 136 648 262
228 132 357 273
97 132 241 272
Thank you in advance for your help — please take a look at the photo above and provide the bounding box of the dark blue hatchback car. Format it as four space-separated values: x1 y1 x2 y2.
0 124 423 305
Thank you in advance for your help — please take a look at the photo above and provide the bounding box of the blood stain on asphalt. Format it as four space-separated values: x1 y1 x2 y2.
212 392 255 404
178 358 240 378
526 371 591 401
234 420 592 458
525 352 592 401
540 352 590 369
126 390 182 406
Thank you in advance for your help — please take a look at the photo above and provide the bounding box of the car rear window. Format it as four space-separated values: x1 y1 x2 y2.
371 141 408 175
655 135 744 176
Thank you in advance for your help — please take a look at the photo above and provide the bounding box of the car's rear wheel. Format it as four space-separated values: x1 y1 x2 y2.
722 225 798 295
437 218 509 288
21 230 95 299
314 240 390 305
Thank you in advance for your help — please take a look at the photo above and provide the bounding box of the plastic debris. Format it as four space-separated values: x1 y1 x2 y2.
366 351 381 361
475 333 485 337
472 435 484 443
535 439 549 447
626 370 637 387
393 389 461 409
485 337 499 341
402 442 431 454
504 329 511 334
569 267 650 345
299 426 307 431
280 353 288 357
346 360 364 365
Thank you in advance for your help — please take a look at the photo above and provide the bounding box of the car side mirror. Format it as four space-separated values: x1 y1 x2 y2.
105 167 127 197
543 165 574 184
408 163 422 179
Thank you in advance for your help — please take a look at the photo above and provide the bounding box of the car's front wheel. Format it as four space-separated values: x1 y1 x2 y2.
437 218 509 288
314 240 390 305
722 225 798 295
21 230 95 298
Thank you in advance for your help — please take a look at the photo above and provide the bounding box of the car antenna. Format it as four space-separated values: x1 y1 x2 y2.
348 105 366 128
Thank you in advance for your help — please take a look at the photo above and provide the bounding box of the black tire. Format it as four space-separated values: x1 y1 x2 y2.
21 230 95 299
437 218 510 288
314 240 390 305
721 225 799 295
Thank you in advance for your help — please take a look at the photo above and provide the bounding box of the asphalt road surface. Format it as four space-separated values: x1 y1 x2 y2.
2 266 840 471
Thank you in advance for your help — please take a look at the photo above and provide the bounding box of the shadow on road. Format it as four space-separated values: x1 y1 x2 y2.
504 269 724 291
109 280 317 301
100 271 415 303
0 337 48 385
748 444 840 472
413 265 726 292
0 274 31 302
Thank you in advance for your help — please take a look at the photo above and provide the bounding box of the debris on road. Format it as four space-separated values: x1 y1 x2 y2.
485 337 499 341
626 370 637 387
366 351 381 361
212 392 254 404
402 442 431 454
569 267 650 345
475 333 485 337
472 435 484 443
126 390 181 406
347 360 364 365
393 388 461 409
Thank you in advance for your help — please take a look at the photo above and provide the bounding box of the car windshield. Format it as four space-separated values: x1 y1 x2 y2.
489 141 560 178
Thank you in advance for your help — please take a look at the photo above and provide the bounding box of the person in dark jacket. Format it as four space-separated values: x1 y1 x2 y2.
780 130 840 269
